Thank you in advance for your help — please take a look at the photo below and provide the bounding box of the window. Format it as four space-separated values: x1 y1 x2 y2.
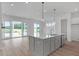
34 23 40 37
2 21 28 39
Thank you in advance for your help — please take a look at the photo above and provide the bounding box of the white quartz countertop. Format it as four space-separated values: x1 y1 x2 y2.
28 34 62 39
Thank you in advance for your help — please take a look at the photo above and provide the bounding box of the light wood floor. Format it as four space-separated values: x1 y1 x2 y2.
0 37 31 56
50 41 79 56
0 38 79 56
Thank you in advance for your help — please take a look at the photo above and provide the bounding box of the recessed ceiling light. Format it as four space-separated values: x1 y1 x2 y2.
25 2 29 4
10 4 14 6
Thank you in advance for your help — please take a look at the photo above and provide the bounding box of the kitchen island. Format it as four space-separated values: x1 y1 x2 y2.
28 35 65 56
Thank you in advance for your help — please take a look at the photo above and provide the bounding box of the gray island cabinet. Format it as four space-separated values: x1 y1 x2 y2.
29 35 64 56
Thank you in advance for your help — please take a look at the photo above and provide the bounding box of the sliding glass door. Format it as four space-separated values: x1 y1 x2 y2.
2 21 28 39
34 23 40 37
23 23 27 36
2 21 11 39
12 21 22 37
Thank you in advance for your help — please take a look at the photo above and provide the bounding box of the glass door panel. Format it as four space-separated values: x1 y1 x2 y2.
12 21 22 37
2 21 28 39
2 21 11 39
2 21 5 39
23 23 27 36
34 23 40 37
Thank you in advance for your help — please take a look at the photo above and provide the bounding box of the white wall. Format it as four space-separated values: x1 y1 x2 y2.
71 17 79 24
71 24 79 41
59 13 72 42
71 12 79 41
55 17 61 35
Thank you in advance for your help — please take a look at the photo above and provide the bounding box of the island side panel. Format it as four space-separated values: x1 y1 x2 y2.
43 38 50 56
33 38 44 56
29 36 35 52
54 36 61 50
50 37 55 52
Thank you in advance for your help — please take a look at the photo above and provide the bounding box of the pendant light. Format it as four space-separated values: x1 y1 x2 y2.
53 8 56 34
52 8 56 26
41 2 44 21
50 8 56 35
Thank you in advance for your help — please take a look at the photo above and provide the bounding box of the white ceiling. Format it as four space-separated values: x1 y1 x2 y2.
1 2 79 21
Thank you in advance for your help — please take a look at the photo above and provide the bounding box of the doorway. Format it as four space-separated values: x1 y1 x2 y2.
61 19 67 40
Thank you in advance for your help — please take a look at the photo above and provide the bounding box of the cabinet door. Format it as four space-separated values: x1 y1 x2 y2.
62 35 65 45
58 36 61 48
54 36 61 50
43 38 50 56
50 37 55 52
34 38 43 56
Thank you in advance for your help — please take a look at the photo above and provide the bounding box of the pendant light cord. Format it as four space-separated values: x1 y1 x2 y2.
53 9 56 21
42 2 44 20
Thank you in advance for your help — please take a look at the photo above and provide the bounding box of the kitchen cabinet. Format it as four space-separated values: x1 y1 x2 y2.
29 35 64 56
